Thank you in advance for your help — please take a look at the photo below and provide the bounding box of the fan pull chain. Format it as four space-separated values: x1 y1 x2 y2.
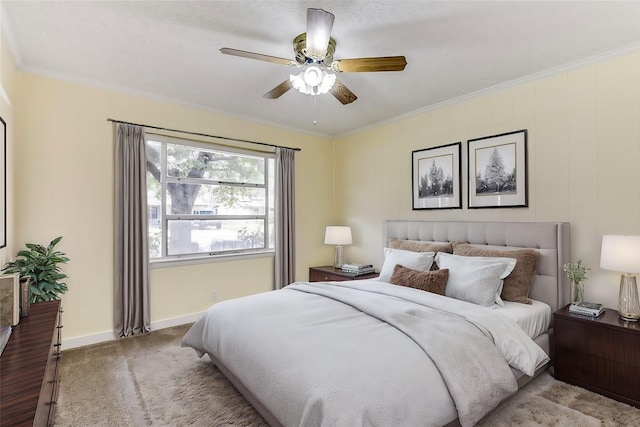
313 93 318 125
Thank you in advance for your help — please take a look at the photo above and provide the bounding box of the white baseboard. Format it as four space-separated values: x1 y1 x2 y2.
62 330 116 351
149 312 201 331
61 312 202 350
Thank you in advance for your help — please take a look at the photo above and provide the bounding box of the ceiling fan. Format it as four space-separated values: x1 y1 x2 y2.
220 8 407 105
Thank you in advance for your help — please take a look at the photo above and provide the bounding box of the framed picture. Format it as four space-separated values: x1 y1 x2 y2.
412 142 461 210
0 116 5 248
468 129 528 209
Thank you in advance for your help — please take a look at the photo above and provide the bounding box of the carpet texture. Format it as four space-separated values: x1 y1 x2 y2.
54 324 640 426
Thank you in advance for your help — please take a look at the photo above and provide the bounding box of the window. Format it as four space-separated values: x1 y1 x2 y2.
146 135 275 261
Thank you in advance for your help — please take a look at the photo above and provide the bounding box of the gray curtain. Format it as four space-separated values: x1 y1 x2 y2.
114 124 150 337
274 147 296 289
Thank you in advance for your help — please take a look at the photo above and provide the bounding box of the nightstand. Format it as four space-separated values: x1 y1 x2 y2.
308 266 379 282
553 304 640 408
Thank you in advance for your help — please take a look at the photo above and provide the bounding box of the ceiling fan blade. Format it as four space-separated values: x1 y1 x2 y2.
306 8 335 60
220 48 296 67
332 56 407 72
330 79 357 105
263 79 293 99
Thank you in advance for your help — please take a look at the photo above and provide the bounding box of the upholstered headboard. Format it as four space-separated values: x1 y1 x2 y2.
384 221 571 313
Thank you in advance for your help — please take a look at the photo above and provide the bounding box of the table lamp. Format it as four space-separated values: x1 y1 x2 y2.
324 226 352 269
600 234 640 321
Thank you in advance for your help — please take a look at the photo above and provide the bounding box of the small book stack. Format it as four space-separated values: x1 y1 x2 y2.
341 263 375 275
569 301 605 317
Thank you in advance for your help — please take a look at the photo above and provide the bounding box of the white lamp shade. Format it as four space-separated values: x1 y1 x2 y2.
324 226 352 245
600 235 640 274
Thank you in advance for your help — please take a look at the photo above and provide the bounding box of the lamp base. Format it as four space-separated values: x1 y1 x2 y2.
333 245 344 269
618 273 640 322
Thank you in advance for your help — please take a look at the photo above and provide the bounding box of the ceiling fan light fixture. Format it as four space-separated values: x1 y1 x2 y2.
303 66 323 86
290 65 336 96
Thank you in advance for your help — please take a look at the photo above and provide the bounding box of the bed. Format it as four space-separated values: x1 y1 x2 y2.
182 220 570 427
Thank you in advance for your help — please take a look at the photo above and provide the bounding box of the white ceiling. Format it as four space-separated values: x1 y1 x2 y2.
2 1 640 137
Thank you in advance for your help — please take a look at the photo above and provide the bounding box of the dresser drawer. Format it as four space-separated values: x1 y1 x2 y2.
555 316 640 368
555 346 640 403
309 269 345 282
35 303 62 426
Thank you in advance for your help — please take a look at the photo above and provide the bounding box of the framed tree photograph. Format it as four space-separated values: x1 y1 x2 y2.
468 129 528 209
412 142 462 210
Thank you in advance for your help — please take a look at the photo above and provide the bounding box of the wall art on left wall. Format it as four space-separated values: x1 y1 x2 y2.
0 115 5 248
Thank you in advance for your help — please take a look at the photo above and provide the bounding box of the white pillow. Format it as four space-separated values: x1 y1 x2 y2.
378 248 435 282
435 252 516 307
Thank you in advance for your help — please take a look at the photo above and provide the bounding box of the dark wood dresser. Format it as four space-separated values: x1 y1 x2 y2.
0 300 63 426
554 304 640 408
309 266 379 282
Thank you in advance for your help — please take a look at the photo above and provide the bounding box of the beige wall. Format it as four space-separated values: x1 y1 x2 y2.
14 73 335 343
335 52 640 311
0 32 17 268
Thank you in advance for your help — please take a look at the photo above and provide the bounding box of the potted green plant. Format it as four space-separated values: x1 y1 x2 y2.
2 236 69 303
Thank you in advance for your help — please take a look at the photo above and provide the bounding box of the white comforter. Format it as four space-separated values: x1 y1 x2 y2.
182 280 549 427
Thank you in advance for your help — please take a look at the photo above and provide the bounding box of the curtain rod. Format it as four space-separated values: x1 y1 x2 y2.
107 118 301 152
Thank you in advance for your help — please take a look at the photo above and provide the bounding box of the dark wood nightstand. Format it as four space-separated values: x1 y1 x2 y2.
309 266 379 282
553 304 640 408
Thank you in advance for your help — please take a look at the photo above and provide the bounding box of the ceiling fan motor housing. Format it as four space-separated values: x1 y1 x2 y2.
293 33 336 67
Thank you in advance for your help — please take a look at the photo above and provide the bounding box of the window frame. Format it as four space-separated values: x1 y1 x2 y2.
146 134 275 267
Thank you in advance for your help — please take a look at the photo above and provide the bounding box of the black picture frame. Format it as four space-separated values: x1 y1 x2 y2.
467 129 528 209
412 142 462 210
0 116 5 248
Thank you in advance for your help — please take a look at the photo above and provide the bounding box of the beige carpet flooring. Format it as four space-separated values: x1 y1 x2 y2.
54 324 640 426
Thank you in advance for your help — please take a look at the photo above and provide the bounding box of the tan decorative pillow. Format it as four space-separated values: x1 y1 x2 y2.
451 242 540 304
389 264 449 296
388 238 453 254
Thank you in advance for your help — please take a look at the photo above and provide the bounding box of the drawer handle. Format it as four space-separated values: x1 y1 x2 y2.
57 325 64 329
54 343 61 348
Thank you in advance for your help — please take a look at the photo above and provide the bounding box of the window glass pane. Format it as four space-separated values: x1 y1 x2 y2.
146 141 162 178
267 158 275 249
209 220 266 252
146 141 163 258
167 220 203 255
166 143 265 184
166 183 266 215
149 227 162 258
168 219 266 255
